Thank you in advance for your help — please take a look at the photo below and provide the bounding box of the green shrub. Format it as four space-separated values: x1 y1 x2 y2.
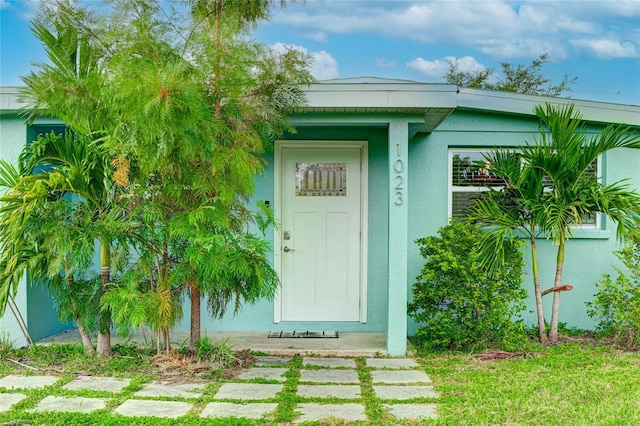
194 337 236 366
586 232 640 349
408 221 528 351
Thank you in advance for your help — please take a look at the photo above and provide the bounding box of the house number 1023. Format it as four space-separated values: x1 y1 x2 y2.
394 143 404 206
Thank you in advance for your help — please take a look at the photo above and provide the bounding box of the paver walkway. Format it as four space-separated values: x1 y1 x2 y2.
0 356 439 423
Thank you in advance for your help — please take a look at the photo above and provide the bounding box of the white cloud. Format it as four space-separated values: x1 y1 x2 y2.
571 38 638 59
375 58 396 69
406 57 448 79
407 56 486 80
302 31 327 43
478 39 569 61
272 42 338 80
311 50 339 80
270 1 640 61
8 0 63 20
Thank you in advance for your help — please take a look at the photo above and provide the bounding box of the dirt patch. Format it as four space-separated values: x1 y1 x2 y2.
150 349 256 381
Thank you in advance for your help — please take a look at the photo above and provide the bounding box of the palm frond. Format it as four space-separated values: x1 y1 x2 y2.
0 161 20 189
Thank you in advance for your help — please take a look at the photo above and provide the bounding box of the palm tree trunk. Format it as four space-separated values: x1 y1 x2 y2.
530 235 548 342
76 321 95 354
549 239 565 344
190 282 201 347
68 275 94 354
97 241 112 357
163 327 170 353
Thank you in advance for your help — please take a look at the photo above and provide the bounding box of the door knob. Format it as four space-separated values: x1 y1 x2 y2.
283 246 295 252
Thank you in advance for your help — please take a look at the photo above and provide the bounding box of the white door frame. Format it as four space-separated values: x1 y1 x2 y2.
273 140 368 323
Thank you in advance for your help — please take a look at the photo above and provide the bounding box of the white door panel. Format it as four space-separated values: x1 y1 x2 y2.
281 147 362 321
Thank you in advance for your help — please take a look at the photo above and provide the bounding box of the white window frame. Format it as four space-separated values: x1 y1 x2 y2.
448 148 601 229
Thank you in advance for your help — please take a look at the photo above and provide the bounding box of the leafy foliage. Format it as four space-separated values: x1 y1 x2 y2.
408 222 528 351
2 0 313 355
464 148 550 342
587 232 640 348
0 128 131 354
445 53 577 96
466 103 640 343
527 103 640 342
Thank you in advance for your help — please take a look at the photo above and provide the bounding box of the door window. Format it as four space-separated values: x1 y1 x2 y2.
295 162 347 196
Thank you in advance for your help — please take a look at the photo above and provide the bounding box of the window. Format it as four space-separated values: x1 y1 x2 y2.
449 150 504 219
448 149 599 228
295 162 347 196
579 160 599 227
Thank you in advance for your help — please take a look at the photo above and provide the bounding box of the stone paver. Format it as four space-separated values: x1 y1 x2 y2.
214 383 283 400
31 395 106 413
134 381 205 398
254 356 291 367
63 376 131 392
114 399 193 418
0 375 58 390
201 402 278 419
366 358 419 369
237 367 288 382
295 403 367 423
297 384 361 399
373 385 439 400
299 369 360 383
0 393 27 411
0 356 439 421
384 403 438 420
371 370 432 384
303 358 356 368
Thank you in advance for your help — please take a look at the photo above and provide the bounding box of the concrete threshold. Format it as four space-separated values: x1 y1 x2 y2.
39 329 388 357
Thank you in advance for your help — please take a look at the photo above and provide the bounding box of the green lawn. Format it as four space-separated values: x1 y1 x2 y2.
0 340 638 425
422 342 640 425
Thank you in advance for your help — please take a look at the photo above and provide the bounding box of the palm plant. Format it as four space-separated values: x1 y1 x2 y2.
530 103 640 343
465 149 549 342
468 103 640 343
17 3 125 356
0 130 125 355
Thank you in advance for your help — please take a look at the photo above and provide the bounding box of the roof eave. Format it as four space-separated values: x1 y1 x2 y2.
0 87 25 115
2 81 639 129
300 81 459 132
457 88 640 127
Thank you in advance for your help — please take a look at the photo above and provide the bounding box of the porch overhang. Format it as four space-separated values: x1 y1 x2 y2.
298 78 458 134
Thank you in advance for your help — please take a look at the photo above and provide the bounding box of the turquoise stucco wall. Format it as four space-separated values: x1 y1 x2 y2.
27 277 72 341
407 109 640 333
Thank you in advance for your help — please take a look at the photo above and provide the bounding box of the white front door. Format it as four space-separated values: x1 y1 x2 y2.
279 146 364 321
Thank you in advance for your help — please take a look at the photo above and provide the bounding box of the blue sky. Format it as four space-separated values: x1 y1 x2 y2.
2 0 639 105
